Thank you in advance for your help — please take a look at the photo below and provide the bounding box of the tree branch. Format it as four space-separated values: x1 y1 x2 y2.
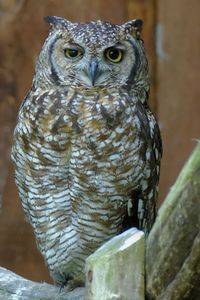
146 143 200 300
0 267 84 300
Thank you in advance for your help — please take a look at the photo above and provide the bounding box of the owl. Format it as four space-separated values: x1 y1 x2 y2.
12 16 162 290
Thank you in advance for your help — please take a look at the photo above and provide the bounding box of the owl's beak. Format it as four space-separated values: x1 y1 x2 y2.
88 58 99 86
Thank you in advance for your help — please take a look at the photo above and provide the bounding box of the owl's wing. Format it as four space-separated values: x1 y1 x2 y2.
11 89 72 243
123 101 162 235
141 103 162 234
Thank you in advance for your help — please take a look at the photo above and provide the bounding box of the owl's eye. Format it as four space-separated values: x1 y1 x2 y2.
64 48 83 59
104 48 123 63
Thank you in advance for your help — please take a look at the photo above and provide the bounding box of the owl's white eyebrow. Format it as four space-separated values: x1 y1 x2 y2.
63 43 83 50
111 44 126 50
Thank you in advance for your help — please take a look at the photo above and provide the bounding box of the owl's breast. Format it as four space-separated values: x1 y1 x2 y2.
69 94 146 198
65 95 147 249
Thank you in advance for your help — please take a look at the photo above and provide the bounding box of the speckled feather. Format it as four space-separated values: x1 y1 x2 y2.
12 17 162 289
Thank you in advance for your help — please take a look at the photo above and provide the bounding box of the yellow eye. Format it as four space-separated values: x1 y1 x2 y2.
64 48 83 59
105 48 123 63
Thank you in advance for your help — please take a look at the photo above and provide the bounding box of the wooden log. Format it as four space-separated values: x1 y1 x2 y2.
146 143 200 299
0 267 84 300
85 228 145 300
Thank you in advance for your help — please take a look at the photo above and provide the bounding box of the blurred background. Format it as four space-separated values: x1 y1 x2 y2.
0 0 199 283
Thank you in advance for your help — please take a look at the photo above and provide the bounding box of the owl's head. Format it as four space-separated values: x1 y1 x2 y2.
35 16 149 94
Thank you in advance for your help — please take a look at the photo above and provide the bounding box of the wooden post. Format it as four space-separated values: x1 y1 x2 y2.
85 228 145 300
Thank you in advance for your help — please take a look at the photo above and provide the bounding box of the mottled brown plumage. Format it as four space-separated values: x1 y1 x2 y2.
12 16 162 289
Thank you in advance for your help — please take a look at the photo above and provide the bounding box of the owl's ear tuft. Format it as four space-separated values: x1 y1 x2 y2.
123 19 143 39
44 16 71 30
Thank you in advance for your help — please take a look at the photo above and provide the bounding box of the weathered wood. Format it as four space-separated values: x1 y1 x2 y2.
157 0 200 202
85 228 145 300
0 267 84 300
146 143 200 299
0 1 20 208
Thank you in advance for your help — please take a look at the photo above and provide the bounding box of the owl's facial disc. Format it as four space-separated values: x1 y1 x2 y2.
51 38 138 88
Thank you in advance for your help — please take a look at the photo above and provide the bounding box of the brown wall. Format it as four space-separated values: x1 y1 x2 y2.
0 0 199 282
157 0 200 201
